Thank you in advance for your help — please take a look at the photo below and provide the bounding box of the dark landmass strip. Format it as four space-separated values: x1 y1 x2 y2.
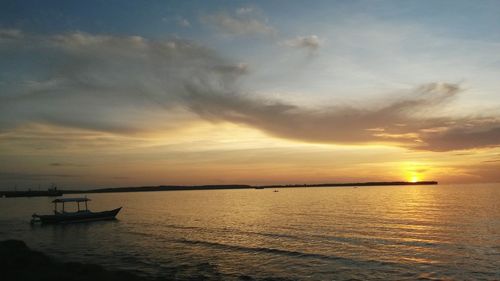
260 181 438 188
0 181 437 197
63 181 437 194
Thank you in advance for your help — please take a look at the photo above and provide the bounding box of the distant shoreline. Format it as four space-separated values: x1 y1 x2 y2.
0 181 437 197
64 181 438 194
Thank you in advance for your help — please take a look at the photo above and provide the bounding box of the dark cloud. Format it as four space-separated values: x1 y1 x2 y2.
1 31 500 152
112 176 130 180
49 162 86 167
483 159 500 163
185 80 500 151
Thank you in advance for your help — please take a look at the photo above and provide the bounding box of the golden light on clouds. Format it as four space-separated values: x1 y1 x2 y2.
2 120 500 188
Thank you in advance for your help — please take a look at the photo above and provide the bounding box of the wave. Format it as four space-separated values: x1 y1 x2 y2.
176 238 341 260
130 223 446 252
174 238 398 269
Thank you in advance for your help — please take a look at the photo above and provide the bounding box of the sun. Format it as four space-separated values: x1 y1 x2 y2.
409 175 419 183
401 162 428 183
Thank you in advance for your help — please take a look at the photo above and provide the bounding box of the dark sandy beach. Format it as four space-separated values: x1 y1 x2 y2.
0 240 149 281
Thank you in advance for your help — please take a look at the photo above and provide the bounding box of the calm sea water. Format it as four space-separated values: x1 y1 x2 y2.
1 184 499 280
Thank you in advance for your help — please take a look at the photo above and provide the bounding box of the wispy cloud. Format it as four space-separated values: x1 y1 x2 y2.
1 30 500 152
236 7 254 15
176 18 191 28
162 16 191 28
283 35 322 51
0 172 81 181
0 28 23 40
49 162 86 167
202 9 275 36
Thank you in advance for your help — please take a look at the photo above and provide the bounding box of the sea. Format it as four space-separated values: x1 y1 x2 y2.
1 184 499 280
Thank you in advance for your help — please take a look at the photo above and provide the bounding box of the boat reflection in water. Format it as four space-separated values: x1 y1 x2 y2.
31 197 121 224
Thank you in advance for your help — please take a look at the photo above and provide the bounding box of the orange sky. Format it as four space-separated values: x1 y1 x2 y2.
1 122 499 189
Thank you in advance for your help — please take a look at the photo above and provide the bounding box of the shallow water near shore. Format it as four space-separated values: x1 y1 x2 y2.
1 184 499 280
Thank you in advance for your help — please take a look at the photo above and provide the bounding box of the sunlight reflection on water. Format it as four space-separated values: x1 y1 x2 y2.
1 184 499 280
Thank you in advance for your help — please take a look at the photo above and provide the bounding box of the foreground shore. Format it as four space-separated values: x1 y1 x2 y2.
0 240 288 281
0 240 152 281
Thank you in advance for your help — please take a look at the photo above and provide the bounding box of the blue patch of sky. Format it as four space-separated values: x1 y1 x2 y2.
2 0 499 104
2 0 499 40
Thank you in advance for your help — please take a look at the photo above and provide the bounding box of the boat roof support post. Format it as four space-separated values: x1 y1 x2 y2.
85 200 88 211
77 202 80 212
62 202 65 213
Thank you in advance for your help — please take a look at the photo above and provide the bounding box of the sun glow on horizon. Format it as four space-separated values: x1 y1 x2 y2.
401 162 428 183
409 175 420 183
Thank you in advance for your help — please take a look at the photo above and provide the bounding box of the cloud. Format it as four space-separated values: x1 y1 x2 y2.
202 10 275 36
0 28 23 40
162 16 190 28
0 172 81 181
236 7 254 15
177 18 191 27
452 162 500 183
283 35 322 50
49 162 86 167
186 81 500 151
1 30 500 152
0 31 245 133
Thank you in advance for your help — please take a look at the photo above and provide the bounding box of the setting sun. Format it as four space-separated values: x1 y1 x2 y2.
401 162 427 183
409 175 420 183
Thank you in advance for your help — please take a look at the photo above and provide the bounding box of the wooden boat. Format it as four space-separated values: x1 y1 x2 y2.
31 197 121 224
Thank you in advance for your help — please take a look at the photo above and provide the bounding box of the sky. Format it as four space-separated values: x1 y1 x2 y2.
1 0 500 189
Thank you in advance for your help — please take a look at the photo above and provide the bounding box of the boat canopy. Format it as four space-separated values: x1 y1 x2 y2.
52 197 91 203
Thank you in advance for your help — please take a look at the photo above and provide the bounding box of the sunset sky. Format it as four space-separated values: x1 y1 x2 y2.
1 0 500 189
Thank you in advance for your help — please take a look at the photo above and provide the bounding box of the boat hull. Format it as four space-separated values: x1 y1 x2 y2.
33 207 122 224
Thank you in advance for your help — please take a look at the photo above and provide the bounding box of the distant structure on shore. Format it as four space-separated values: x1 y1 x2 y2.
0 186 62 198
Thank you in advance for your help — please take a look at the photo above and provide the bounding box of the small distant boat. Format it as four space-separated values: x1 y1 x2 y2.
31 197 121 224
273 189 279 192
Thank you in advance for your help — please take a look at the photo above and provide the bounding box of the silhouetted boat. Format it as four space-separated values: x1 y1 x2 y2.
31 197 121 224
